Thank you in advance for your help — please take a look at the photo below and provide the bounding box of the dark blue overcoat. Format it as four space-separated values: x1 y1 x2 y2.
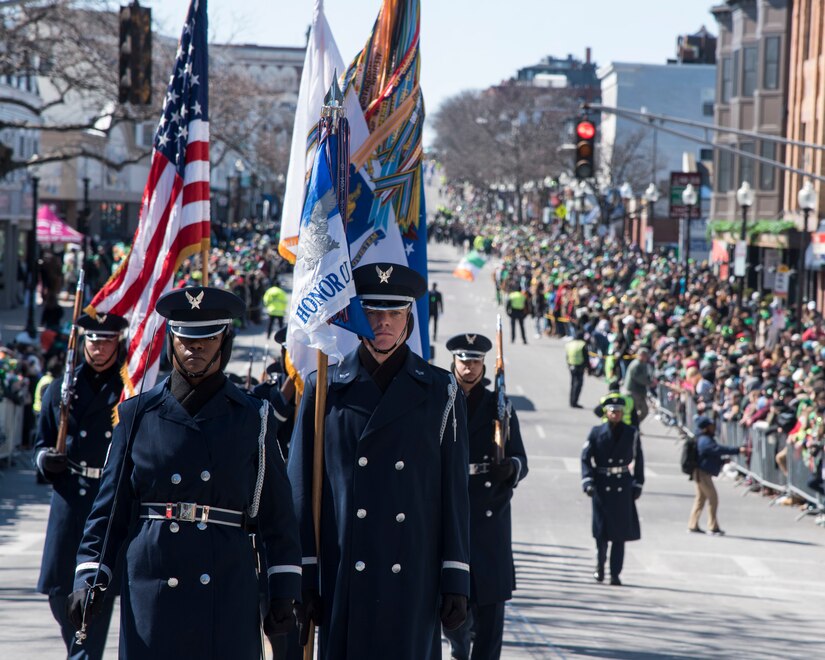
581 422 644 542
287 348 470 660
465 386 528 606
252 373 294 457
74 377 301 660
35 363 122 597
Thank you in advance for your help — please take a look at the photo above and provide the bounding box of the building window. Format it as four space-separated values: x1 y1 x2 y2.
720 56 732 103
732 50 740 98
700 148 714 161
717 148 733 193
739 142 755 185
702 101 714 116
764 36 780 90
759 141 776 190
742 47 757 97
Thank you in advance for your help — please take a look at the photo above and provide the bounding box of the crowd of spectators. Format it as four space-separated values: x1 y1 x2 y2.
430 192 825 507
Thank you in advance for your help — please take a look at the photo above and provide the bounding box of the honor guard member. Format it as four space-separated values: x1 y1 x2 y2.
288 263 471 660
581 395 644 586
34 312 128 660
566 330 588 408
443 333 528 660
253 326 296 458
69 287 302 660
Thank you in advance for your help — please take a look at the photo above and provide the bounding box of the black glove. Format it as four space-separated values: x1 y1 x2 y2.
294 589 322 647
67 584 107 631
40 450 68 476
488 458 515 483
633 488 642 501
585 485 594 497
264 598 295 637
440 593 468 631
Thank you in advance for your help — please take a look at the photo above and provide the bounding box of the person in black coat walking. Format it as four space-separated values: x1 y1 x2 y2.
581 395 644 585
288 263 470 660
34 312 128 660
68 287 302 660
442 333 528 660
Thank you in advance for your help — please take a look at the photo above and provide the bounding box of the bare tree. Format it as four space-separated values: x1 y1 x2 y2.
599 128 654 194
433 83 576 221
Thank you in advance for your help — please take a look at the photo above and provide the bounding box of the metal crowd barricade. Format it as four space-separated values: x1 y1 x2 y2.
0 398 23 466
748 425 787 493
786 440 825 509
654 383 681 427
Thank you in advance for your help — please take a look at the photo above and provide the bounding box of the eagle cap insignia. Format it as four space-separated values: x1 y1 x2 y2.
376 265 393 284
97 313 108 325
465 334 477 345
185 290 204 309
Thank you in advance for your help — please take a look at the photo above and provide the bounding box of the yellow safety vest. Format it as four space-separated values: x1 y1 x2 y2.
566 339 586 366
33 374 55 414
263 286 288 317
599 393 635 425
508 291 527 311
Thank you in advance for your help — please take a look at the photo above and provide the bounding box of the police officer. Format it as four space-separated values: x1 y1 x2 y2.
34 313 128 660
443 333 528 660
263 281 289 339
288 263 470 660
566 330 588 408
505 287 528 344
594 380 638 427
581 395 644 586
68 287 302 660
253 326 296 459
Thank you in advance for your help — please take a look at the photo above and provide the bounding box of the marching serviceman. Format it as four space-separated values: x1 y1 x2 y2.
581 395 644 586
68 287 302 659
34 313 128 660
288 263 471 660
443 333 528 660
253 326 296 458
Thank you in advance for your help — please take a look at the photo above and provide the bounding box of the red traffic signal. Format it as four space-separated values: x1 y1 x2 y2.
576 121 596 140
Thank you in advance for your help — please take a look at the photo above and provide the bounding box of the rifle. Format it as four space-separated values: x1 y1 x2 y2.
55 269 85 454
493 314 511 463
245 349 254 390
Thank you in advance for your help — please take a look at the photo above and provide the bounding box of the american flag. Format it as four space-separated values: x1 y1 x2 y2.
87 0 210 397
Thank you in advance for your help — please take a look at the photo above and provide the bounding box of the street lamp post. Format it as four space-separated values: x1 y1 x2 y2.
643 183 659 252
735 181 755 312
796 179 817 325
619 181 633 243
26 158 42 338
681 183 698 301
574 181 585 240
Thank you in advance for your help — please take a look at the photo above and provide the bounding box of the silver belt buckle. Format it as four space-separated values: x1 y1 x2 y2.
86 467 102 479
469 463 490 475
177 502 197 522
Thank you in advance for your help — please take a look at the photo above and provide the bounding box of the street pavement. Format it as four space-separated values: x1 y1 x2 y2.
2 245 825 659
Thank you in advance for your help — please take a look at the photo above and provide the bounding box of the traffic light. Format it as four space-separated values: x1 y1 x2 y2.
574 119 596 180
118 3 152 106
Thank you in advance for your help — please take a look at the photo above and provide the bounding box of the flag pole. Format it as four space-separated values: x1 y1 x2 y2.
201 242 210 286
304 72 348 660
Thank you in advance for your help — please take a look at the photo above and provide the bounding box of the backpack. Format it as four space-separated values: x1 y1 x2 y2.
680 436 699 477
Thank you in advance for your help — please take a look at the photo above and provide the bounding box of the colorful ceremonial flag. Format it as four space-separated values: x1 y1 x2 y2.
279 0 345 262
86 0 210 397
341 0 429 359
287 126 369 364
453 250 486 282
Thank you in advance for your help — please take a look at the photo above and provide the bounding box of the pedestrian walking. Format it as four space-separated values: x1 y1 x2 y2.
443 333 528 660
581 396 644 586
506 287 529 344
688 416 746 535
288 263 470 660
566 330 588 408
69 287 301 660
623 346 654 424
34 313 128 660
429 281 444 341
263 281 289 339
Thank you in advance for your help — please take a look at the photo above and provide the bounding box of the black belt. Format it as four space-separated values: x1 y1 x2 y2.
140 502 245 528
596 466 630 475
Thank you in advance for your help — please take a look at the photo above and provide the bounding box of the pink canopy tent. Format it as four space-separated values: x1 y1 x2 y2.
36 205 84 244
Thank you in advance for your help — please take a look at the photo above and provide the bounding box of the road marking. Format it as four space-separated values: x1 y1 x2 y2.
732 556 774 578
516 385 525 395
562 458 580 473
535 425 546 439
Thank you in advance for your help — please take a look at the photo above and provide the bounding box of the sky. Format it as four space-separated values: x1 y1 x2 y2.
144 0 718 117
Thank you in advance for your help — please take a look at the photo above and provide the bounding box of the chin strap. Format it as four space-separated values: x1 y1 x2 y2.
171 342 222 379
365 311 412 356
84 343 118 371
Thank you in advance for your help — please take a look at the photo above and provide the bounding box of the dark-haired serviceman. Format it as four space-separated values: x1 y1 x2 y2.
35 313 128 660
68 287 301 660
443 333 528 660
288 263 471 660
